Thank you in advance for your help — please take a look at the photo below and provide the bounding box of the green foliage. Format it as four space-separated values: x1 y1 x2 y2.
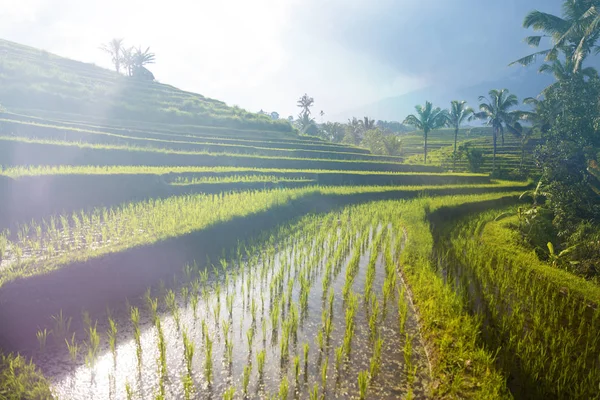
535 76 600 235
460 142 486 173
361 128 402 156
0 352 52 399
441 207 600 398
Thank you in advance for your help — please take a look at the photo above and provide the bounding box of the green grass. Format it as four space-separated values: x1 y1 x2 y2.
437 210 600 398
0 182 529 288
0 351 53 399
0 135 439 172
0 118 392 162
1 113 365 151
0 164 486 178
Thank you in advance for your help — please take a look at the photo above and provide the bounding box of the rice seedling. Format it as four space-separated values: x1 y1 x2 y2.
243 364 251 395
303 343 310 373
226 293 234 317
85 322 100 368
398 287 408 335
316 330 324 353
106 316 117 359
181 286 189 306
404 333 413 374
226 340 234 365
309 384 320 400
369 337 383 379
51 309 72 344
257 349 266 378
278 375 289 400
130 306 142 368
321 356 328 389
205 335 213 383
369 297 379 342
358 370 369 400
36 328 48 352
223 386 235 400
65 333 79 362
247 327 255 354
182 329 195 376
213 302 221 322
293 355 300 382
334 346 344 372
125 381 133 400
182 374 194 400
191 290 199 318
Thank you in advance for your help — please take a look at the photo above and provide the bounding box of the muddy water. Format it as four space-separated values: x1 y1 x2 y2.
39 226 429 399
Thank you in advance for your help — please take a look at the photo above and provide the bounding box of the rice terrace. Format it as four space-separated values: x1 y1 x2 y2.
1 1 600 399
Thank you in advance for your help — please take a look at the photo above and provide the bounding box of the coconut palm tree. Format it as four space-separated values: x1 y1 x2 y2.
473 89 520 174
297 94 314 116
100 38 125 73
359 117 375 131
121 47 135 76
133 47 156 70
402 102 447 164
447 100 474 170
511 0 600 73
538 58 598 95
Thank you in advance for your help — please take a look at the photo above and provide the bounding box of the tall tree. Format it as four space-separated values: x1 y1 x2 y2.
511 1 600 73
447 100 474 170
359 116 375 131
121 47 135 76
343 117 363 145
296 94 316 134
297 94 314 116
473 89 520 174
402 102 447 164
100 38 125 73
133 46 156 73
539 58 598 95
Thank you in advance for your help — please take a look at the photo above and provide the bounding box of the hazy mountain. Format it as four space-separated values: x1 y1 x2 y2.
334 67 555 122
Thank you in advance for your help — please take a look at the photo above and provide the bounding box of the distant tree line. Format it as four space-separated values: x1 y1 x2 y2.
288 94 404 156
100 38 156 81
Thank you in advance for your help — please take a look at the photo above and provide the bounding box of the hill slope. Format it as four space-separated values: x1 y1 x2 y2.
0 39 292 133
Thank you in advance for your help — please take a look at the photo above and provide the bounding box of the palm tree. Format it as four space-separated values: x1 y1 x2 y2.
100 38 124 73
121 47 135 76
447 100 474 170
538 58 598 95
133 47 155 69
297 94 314 116
344 117 363 145
359 116 375 131
296 112 316 134
402 102 447 164
511 1 600 73
473 89 520 174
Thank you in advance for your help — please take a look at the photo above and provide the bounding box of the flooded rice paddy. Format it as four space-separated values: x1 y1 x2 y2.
33 212 430 399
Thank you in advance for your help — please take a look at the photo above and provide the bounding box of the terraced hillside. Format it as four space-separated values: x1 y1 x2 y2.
0 39 290 132
401 127 540 175
6 40 595 400
0 101 529 398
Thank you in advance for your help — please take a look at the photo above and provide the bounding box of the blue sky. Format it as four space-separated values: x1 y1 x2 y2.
1 0 562 119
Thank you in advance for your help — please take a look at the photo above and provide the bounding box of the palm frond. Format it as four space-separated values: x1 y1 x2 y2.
509 49 552 67
525 36 543 47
